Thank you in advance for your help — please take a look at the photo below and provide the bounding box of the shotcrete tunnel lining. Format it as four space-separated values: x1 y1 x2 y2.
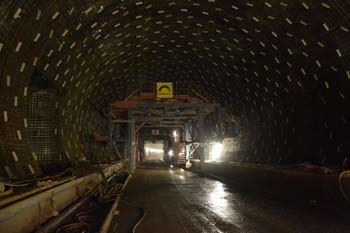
0 0 350 178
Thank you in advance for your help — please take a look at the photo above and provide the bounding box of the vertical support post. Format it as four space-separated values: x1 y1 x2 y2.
197 108 205 172
216 104 222 139
108 105 113 145
108 106 123 160
115 122 120 140
107 105 114 160
127 110 136 171
114 121 121 159
185 121 191 161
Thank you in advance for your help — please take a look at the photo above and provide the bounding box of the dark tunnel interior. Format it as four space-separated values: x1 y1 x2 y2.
1 0 350 177
1 1 350 233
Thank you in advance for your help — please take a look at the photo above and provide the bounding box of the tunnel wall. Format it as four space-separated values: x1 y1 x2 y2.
0 1 114 177
0 0 350 178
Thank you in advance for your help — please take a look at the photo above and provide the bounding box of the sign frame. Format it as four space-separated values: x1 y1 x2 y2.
156 82 174 99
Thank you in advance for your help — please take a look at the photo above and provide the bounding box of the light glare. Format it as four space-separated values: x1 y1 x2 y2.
210 143 223 161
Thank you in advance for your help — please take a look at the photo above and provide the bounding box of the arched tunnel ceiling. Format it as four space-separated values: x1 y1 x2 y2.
0 0 350 177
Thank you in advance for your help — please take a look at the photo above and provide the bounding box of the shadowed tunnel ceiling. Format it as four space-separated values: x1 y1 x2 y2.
1 0 350 178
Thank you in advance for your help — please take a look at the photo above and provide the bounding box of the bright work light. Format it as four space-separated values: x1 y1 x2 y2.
210 143 223 161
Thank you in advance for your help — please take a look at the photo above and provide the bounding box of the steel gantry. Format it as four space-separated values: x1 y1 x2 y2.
108 101 222 171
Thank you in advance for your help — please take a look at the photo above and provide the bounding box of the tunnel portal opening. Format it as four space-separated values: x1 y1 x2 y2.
143 140 165 163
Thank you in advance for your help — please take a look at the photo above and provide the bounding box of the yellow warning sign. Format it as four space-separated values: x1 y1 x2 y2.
157 82 173 98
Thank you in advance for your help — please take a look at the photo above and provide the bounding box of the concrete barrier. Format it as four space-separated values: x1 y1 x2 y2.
0 162 124 233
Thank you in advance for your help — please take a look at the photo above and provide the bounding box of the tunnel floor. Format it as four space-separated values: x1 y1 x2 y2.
116 167 350 233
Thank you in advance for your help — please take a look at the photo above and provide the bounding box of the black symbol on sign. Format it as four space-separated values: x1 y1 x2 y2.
158 85 171 92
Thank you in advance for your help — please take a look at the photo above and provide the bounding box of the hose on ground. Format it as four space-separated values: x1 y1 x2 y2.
98 182 123 203
55 202 97 233
54 174 126 232
121 199 147 233
133 208 146 233
339 170 350 203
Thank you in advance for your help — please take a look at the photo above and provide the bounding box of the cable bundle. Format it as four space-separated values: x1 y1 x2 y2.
55 202 97 233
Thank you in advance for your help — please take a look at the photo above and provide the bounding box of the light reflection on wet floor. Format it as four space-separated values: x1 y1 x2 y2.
121 167 350 233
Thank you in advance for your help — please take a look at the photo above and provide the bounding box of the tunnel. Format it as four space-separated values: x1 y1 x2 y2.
0 0 350 232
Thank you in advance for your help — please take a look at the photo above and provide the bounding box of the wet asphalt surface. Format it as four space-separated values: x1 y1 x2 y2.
119 167 350 233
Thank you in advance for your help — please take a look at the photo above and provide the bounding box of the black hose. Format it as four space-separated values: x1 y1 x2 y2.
35 195 91 233
120 200 147 233
55 202 97 233
132 208 146 233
